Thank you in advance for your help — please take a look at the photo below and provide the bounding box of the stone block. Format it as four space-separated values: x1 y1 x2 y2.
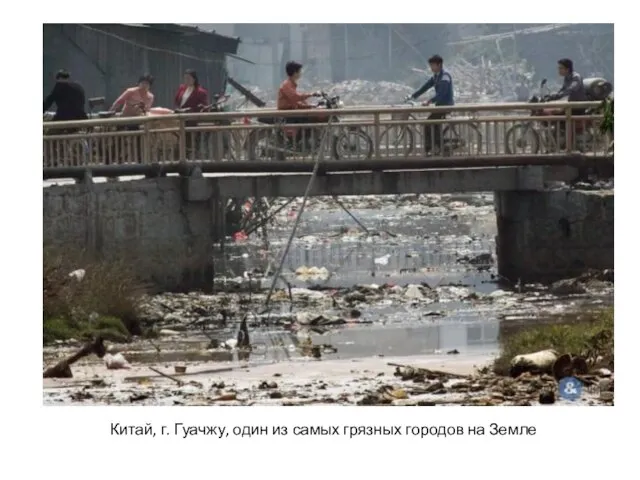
495 189 614 282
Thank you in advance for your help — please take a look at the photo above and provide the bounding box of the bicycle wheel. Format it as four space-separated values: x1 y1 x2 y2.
442 123 483 155
378 125 415 156
505 123 541 154
332 127 374 160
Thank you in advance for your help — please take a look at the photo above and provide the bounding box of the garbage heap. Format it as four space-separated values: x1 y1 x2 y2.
228 58 537 109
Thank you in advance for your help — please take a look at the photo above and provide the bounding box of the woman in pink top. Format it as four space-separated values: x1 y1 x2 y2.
110 74 155 128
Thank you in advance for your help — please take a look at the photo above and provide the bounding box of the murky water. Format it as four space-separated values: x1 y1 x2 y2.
43 194 612 373
111 320 498 368
116 195 608 367
217 200 497 288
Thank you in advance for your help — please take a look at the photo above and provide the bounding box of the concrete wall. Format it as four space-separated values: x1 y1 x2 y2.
43 177 218 292
495 189 614 283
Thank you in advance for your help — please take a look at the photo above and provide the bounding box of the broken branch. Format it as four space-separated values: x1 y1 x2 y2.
387 362 470 379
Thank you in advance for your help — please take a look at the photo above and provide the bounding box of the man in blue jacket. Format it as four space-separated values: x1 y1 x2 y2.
406 55 454 155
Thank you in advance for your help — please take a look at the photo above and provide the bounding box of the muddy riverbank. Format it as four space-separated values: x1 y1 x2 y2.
43 351 613 406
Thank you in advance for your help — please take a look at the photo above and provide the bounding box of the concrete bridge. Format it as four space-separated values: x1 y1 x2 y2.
43 102 614 292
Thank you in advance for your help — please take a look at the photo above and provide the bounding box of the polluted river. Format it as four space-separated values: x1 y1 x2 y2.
43 193 614 406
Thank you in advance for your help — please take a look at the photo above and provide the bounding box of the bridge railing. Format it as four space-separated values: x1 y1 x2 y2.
42 102 611 168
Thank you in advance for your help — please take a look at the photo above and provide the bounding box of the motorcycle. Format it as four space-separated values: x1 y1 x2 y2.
505 77 612 154
246 92 373 161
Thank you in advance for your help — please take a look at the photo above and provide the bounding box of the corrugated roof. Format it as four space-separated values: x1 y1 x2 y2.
143 23 239 42
120 23 240 53
146 23 240 55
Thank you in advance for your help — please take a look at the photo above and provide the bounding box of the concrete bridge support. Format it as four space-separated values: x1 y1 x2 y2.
43 175 221 293
494 189 614 283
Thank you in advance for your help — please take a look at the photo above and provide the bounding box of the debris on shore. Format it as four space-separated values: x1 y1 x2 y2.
43 354 614 406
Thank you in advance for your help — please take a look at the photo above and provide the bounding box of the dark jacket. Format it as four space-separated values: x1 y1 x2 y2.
43 81 87 121
173 84 209 112
410 69 454 106
549 72 587 102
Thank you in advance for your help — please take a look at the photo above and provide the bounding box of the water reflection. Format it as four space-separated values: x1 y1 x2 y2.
215 201 496 285
313 320 500 360
216 236 495 289
124 321 500 366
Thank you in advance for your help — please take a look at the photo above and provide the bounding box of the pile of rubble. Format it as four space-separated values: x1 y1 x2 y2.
228 57 538 109
310 80 413 106
408 58 538 104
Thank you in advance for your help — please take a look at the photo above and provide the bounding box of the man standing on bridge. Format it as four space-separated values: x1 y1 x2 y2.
405 55 454 155
43 70 88 129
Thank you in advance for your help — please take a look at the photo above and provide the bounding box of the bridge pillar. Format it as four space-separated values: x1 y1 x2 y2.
43 176 218 293
494 189 614 283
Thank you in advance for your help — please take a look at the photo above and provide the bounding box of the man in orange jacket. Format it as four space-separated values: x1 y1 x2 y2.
277 61 320 110
277 61 321 147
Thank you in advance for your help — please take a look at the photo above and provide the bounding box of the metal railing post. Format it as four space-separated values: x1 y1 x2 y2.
142 121 151 164
178 118 187 162
373 112 380 160
564 105 572 152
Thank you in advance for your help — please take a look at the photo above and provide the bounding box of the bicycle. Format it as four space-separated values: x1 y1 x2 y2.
180 94 242 161
378 100 483 156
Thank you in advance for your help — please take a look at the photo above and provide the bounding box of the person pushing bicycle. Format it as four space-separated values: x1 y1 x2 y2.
405 54 454 155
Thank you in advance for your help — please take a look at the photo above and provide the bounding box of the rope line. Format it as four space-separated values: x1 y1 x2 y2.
262 119 335 315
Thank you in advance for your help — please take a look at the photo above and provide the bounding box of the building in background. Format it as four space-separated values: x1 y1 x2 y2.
188 24 293 92
45 23 613 105
447 23 614 83
43 24 240 108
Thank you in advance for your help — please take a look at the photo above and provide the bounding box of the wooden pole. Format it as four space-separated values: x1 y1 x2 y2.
388 25 393 71
344 24 349 80
271 27 280 92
